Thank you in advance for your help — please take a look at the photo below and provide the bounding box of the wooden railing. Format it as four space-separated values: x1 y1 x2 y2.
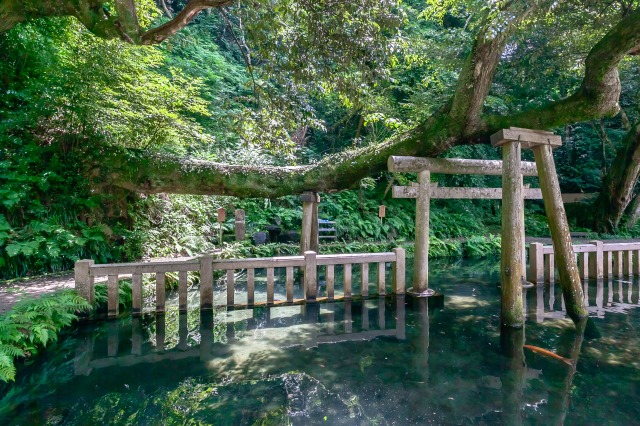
528 241 640 283
75 248 406 317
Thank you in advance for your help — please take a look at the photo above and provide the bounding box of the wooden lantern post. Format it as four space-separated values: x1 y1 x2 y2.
217 207 226 245
300 192 320 255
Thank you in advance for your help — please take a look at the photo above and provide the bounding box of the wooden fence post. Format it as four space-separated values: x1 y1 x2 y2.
532 143 587 320
200 254 214 310
588 240 603 279
75 259 95 304
304 251 317 301
528 243 544 284
392 247 406 294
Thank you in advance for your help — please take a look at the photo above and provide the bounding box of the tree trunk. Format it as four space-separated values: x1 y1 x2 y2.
594 122 640 231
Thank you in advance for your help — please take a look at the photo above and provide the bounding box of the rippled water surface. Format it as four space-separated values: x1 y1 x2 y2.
2 258 640 425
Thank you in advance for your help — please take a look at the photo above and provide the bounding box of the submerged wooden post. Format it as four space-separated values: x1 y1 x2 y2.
412 170 432 295
531 143 588 320
75 260 95 305
497 139 524 327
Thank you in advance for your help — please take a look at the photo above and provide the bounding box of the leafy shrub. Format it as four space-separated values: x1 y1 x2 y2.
0 291 91 382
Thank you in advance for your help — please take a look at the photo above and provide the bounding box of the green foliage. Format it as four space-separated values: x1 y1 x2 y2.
0 290 91 382
94 280 133 311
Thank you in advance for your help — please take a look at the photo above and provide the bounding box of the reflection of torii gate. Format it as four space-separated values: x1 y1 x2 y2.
388 127 588 327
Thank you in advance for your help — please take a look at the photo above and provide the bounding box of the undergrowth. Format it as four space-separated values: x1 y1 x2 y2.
0 291 91 382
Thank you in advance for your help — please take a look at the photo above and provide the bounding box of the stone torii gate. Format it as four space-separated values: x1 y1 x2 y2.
388 127 588 327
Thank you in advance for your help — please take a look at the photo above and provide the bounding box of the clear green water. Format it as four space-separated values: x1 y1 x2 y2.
2 258 640 425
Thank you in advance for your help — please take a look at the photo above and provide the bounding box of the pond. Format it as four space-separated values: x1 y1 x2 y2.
2 258 640 425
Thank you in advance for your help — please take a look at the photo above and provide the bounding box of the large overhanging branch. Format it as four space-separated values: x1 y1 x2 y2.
103 9 640 198
0 0 234 44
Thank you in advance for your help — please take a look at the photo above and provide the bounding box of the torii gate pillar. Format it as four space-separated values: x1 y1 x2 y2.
492 128 588 325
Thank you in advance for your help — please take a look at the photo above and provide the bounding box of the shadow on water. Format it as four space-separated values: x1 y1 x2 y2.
2 259 640 424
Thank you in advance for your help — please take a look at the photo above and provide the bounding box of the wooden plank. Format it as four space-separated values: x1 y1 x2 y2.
589 240 604 279
178 271 188 312
361 263 369 297
377 262 386 296
528 242 544 284
285 267 294 302
267 267 275 304
577 252 588 280
132 272 142 316
107 274 119 318
613 251 623 278
247 268 255 305
602 242 640 252
393 185 592 203
91 259 199 276
344 264 352 298
156 272 166 313
316 253 395 266
226 270 235 306
634 250 640 276
491 127 562 149
326 265 335 300
388 156 538 176
213 256 304 270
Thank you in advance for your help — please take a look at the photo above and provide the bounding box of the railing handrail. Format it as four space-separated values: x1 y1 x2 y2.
75 248 407 316
540 241 640 255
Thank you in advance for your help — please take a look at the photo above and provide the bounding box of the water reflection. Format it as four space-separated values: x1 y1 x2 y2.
74 297 407 376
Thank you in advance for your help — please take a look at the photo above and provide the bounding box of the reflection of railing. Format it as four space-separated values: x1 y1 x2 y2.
528 241 640 283
529 276 640 322
75 249 406 318
74 297 407 375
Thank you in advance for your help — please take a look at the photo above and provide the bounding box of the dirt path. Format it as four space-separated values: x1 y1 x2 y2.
0 274 108 315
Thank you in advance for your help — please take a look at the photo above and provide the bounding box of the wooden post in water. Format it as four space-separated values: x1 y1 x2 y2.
496 138 524 327
412 170 432 295
493 127 588 322
532 143 588 320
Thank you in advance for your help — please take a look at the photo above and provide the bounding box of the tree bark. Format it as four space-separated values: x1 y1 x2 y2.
595 122 640 231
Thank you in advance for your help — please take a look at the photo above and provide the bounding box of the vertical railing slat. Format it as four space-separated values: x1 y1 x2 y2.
286 267 294 302
267 267 275 304
326 265 335 300
544 254 554 283
247 268 255 306
344 264 352 298
107 274 119 318
361 263 369 297
156 272 166 313
227 270 235 306
377 262 386 296
179 271 188 312
132 272 142 316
